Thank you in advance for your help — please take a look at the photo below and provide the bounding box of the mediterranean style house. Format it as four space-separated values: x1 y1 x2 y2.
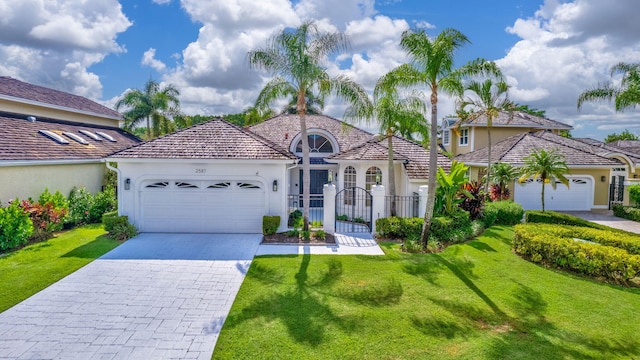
0 77 140 203
107 114 452 233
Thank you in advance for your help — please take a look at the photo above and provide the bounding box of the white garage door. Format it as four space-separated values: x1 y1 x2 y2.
514 176 593 211
140 179 266 233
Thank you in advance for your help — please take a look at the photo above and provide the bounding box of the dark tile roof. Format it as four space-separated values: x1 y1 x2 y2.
110 118 297 160
573 138 640 164
455 131 623 167
607 139 640 155
0 113 140 161
329 135 451 180
0 76 121 119
455 111 572 130
247 114 375 153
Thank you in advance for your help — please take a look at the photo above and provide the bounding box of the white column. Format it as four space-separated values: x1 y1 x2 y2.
418 185 429 218
371 185 385 235
323 183 336 234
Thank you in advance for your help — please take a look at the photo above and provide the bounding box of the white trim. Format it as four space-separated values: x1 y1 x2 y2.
0 93 122 121
458 128 469 146
289 128 340 157
106 157 296 165
515 174 595 211
442 129 450 146
0 159 102 167
470 127 475 151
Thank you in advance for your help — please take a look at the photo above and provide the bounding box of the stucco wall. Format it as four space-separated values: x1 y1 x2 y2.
0 99 121 128
0 162 106 203
114 160 291 232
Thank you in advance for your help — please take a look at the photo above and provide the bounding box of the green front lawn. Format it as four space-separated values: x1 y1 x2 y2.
0 224 120 312
214 226 640 359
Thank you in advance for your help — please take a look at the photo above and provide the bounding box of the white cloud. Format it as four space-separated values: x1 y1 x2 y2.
497 0 640 138
142 48 167 72
0 0 131 99
295 0 375 28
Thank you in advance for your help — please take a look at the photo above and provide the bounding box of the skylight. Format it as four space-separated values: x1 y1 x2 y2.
96 131 117 142
78 129 102 141
39 130 69 144
63 132 89 145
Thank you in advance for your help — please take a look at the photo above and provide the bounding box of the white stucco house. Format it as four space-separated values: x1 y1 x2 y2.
107 114 451 234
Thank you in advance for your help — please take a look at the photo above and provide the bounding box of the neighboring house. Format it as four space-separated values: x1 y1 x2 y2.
107 114 452 233
0 77 140 203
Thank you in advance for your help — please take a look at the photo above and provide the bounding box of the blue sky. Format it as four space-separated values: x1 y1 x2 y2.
1 0 639 140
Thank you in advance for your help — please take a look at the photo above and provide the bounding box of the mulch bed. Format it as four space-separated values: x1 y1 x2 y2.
262 232 336 245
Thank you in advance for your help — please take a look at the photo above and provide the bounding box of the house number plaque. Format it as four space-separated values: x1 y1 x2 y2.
195 168 206 174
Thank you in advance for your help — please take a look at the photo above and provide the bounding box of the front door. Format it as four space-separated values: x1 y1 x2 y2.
299 169 328 207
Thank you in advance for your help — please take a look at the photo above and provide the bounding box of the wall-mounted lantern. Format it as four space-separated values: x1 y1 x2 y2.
376 173 381 185
272 180 278 192
601 175 606 182
328 170 333 184
124 178 131 190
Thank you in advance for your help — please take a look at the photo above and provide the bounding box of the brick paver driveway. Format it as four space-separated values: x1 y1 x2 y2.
0 233 262 360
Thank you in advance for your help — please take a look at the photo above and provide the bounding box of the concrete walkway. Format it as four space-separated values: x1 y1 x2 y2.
562 211 640 234
0 233 262 360
256 232 385 256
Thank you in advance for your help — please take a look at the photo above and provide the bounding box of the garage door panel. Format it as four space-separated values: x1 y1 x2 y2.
140 180 266 233
514 177 592 211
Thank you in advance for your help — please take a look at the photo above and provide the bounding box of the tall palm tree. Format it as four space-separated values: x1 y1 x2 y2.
248 21 371 231
518 149 569 212
457 78 512 193
115 79 180 139
578 62 640 111
384 28 501 248
345 75 427 216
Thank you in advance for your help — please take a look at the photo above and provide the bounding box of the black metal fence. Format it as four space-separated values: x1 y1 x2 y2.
287 194 324 228
384 193 420 218
335 187 372 233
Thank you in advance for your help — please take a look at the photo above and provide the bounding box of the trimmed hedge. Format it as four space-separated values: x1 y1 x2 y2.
263 216 280 235
612 204 640 222
102 214 129 233
524 224 640 255
484 200 524 225
376 211 483 246
525 210 610 230
513 224 640 285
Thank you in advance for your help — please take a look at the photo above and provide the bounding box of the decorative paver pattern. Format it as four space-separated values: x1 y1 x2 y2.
0 234 262 360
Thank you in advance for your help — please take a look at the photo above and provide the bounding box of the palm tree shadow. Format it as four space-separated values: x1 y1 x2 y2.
222 253 359 346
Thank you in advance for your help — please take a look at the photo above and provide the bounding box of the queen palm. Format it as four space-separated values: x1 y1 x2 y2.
345 75 427 217
578 62 640 111
457 78 512 193
248 21 370 231
115 79 180 139
384 28 501 248
518 149 569 212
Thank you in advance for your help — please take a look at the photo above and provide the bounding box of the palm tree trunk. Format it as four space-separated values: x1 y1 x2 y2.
420 91 439 249
298 91 311 232
486 122 492 194
541 179 546 212
387 129 397 217
146 116 151 139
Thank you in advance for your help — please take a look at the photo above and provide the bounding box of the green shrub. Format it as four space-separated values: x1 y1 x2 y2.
262 216 280 235
286 229 300 237
480 204 498 228
527 223 640 255
19 200 67 240
103 215 129 233
38 189 69 228
90 188 116 222
525 210 611 230
629 184 640 205
313 230 326 240
109 221 138 241
0 200 34 251
612 204 640 222
288 210 302 227
403 239 422 253
485 200 524 225
311 220 323 228
513 224 640 285
67 187 93 225
336 214 348 221
300 230 311 241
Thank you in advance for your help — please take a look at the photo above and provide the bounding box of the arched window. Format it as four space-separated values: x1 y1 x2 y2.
343 166 356 205
365 167 382 206
295 134 334 153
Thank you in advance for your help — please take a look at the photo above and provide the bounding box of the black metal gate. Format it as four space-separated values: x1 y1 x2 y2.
335 187 372 233
609 175 625 209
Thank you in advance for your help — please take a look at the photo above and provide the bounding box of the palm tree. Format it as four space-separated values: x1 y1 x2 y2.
345 76 427 216
248 21 371 231
115 79 180 139
487 161 519 201
457 78 512 193
384 28 501 248
518 149 569 212
578 62 640 111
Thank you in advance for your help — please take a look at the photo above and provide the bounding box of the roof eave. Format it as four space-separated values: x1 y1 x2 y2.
0 94 122 121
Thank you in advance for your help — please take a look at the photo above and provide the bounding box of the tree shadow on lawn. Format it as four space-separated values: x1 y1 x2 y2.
414 281 640 359
222 254 362 346
61 235 116 259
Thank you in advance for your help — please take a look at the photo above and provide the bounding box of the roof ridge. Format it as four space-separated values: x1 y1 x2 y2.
532 131 617 161
495 132 529 162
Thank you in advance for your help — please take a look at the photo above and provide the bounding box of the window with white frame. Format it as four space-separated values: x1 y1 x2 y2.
343 166 356 205
365 167 382 206
459 128 469 146
442 130 450 145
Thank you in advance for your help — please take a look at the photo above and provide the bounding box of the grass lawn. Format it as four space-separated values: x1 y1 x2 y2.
214 226 640 359
0 224 120 313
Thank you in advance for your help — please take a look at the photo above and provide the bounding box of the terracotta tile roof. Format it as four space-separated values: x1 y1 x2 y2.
328 135 451 180
0 76 121 119
110 118 297 160
0 113 140 161
456 111 572 130
455 131 623 167
247 114 375 153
